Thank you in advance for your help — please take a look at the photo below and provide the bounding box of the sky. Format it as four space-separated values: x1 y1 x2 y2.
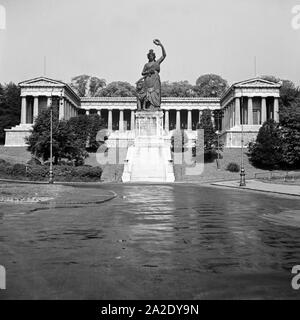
1 0 300 86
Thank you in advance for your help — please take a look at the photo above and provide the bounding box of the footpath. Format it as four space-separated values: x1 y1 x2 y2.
212 179 300 197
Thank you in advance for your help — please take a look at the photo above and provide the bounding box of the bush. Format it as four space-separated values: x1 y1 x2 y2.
0 159 103 182
26 165 49 180
226 162 240 172
52 165 102 181
11 163 27 176
27 158 42 166
0 159 13 176
248 120 283 169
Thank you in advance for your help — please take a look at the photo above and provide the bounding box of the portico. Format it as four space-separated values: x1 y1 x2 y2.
5 77 81 146
220 78 281 147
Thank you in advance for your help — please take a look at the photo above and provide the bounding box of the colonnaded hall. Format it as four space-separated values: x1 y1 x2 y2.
4 76 281 148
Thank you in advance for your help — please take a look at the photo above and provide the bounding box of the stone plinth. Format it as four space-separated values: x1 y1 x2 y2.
122 110 175 183
4 124 32 147
135 111 164 137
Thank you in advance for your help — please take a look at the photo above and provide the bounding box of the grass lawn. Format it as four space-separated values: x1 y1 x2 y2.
173 148 280 183
0 146 31 164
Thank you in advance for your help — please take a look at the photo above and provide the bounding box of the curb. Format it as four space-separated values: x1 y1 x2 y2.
0 178 104 186
211 182 300 197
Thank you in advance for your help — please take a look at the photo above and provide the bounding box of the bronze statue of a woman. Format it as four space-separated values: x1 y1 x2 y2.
136 39 166 110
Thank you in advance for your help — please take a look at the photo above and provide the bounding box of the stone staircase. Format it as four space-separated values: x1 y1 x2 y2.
122 136 175 183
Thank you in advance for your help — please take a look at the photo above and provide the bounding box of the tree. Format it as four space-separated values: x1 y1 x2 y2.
161 81 196 97
68 114 90 149
279 106 300 168
0 82 21 144
197 109 219 160
195 74 228 97
70 75 106 97
97 81 136 97
88 114 105 151
68 113 104 152
26 109 87 165
248 120 283 169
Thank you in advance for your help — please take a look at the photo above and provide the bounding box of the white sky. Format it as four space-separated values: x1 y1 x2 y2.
1 0 300 86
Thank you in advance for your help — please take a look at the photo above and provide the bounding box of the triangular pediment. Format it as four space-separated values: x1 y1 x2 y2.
233 77 281 88
19 77 66 87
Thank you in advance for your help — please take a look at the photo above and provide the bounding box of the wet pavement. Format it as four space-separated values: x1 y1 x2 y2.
0 183 300 299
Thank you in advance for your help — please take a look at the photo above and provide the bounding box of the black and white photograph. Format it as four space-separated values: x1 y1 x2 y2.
0 0 300 310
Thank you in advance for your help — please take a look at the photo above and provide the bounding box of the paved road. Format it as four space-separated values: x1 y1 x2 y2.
0 183 300 299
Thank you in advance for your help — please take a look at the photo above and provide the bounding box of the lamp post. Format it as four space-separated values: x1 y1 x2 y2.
239 93 246 187
49 92 54 184
215 130 220 169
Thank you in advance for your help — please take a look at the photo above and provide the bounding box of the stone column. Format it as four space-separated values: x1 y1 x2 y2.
235 98 241 126
65 102 68 119
65 101 68 119
131 110 135 130
33 96 39 122
21 97 27 124
119 109 124 132
231 104 234 127
274 98 279 122
199 110 202 123
247 97 253 125
211 111 214 128
64 100 67 119
47 97 52 108
165 110 169 132
187 110 192 131
59 98 64 120
261 97 267 124
176 110 181 130
108 110 113 131
224 107 227 130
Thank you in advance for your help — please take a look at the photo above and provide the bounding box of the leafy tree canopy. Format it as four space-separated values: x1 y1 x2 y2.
68 113 104 151
197 109 221 160
0 82 21 144
97 81 136 97
248 120 283 169
26 109 87 165
70 75 106 97
195 74 228 97
161 81 196 97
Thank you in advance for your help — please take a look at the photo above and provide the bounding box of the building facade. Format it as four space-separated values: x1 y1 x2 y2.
4 76 281 147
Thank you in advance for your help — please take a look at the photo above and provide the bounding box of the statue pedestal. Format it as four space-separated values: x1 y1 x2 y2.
135 111 164 137
122 110 175 183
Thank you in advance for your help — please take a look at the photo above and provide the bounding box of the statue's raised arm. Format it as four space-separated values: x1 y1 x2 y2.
153 39 166 64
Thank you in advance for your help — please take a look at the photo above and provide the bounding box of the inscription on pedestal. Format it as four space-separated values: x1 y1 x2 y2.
135 111 164 137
